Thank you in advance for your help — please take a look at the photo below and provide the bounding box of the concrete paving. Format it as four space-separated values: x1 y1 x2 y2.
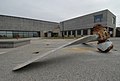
0 38 120 81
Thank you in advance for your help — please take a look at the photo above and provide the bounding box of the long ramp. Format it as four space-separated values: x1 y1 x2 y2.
13 35 98 71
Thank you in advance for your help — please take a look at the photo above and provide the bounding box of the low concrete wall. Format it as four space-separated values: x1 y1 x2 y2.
0 40 30 48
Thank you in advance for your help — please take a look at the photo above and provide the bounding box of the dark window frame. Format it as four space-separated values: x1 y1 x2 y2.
94 14 103 23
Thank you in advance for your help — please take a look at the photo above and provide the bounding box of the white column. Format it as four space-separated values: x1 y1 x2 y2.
88 29 91 35
59 31 61 37
48 32 51 37
71 31 72 35
41 31 45 37
75 30 77 37
113 28 116 37
81 30 83 35
66 31 68 36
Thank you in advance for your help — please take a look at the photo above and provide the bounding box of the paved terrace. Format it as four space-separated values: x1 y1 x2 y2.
0 38 120 81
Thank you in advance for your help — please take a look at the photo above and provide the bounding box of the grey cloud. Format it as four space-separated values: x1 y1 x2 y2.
0 0 120 26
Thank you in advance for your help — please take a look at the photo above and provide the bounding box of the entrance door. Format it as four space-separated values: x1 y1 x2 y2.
44 33 48 37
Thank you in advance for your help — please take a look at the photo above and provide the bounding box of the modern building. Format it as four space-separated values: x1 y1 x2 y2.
0 9 116 38
0 15 60 38
60 9 116 37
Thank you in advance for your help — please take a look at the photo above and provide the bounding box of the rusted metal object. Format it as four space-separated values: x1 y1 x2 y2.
92 24 113 52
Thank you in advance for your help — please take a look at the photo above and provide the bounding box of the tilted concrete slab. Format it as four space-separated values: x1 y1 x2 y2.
13 35 98 71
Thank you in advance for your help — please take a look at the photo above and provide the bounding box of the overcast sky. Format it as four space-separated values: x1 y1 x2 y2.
0 0 120 26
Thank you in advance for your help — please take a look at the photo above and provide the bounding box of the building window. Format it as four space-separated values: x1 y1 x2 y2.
13 31 18 38
6 31 13 38
0 31 7 38
112 17 115 24
83 29 87 35
18 32 24 38
72 30 75 35
64 31 67 35
29 32 34 37
77 30 81 35
33 32 39 37
94 14 103 23
68 31 71 35
0 31 40 38
23 32 29 38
